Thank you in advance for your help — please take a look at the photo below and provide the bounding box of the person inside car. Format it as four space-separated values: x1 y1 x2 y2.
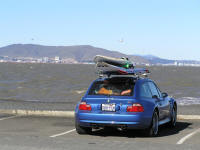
98 80 113 95
98 80 131 96
120 81 131 96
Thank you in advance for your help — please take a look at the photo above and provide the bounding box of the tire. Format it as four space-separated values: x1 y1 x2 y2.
146 111 159 137
75 121 92 135
104 126 113 132
167 105 177 128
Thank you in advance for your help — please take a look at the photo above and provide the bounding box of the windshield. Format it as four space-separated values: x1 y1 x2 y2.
88 78 134 96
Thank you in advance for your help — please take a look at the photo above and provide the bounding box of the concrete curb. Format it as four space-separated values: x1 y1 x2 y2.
0 109 200 120
177 115 200 120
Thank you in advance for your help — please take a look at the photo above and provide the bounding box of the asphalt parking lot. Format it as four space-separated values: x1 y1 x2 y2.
0 114 199 150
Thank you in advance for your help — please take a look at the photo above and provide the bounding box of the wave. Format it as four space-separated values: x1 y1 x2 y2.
74 90 86 94
176 97 200 105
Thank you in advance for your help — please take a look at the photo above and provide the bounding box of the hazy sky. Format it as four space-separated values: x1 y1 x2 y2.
0 0 200 60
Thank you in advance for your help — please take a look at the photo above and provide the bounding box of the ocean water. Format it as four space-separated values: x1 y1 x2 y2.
0 63 200 105
176 97 200 105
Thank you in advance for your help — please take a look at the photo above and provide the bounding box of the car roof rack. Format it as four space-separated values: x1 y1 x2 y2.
94 55 150 79
96 68 150 79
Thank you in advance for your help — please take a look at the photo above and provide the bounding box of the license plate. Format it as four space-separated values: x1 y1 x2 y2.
102 103 116 112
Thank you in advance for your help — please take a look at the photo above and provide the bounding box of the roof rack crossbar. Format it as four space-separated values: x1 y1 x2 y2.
96 72 150 79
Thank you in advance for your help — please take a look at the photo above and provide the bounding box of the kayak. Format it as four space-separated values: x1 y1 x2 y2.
93 55 134 69
95 61 149 76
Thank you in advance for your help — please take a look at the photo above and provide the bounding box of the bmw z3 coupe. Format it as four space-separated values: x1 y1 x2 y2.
75 76 177 136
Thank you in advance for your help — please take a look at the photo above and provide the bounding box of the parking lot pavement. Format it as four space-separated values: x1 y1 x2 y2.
185 131 200 144
0 114 74 137
0 114 199 150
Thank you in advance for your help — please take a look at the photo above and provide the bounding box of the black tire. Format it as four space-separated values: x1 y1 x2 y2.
104 126 113 131
146 111 159 137
75 121 92 135
167 105 177 128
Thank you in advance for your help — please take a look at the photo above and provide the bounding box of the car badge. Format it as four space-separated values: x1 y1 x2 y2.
107 99 110 103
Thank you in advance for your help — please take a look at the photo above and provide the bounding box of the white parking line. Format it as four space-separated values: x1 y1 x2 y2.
177 128 200 144
50 129 76 138
0 115 18 121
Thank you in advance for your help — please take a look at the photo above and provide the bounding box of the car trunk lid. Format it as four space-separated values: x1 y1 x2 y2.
83 96 136 113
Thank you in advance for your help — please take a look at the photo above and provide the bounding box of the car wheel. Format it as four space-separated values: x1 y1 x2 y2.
75 121 92 135
146 111 159 137
104 126 113 131
168 105 177 128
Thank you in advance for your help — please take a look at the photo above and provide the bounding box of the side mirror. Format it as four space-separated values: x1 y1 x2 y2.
162 92 168 98
152 95 158 99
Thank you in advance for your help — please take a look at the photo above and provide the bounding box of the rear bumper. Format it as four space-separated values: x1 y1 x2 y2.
76 112 151 129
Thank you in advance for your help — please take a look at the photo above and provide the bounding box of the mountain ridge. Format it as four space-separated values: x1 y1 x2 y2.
140 54 200 64
0 44 199 65
0 44 149 64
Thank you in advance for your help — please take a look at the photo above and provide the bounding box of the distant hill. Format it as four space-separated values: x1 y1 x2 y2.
1 44 199 65
142 55 200 65
0 44 149 64
142 55 174 64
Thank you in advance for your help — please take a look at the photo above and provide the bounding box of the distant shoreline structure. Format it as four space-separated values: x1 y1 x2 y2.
0 57 200 67
0 56 95 65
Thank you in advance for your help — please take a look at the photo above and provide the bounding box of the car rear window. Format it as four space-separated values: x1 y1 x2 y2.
88 77 135 96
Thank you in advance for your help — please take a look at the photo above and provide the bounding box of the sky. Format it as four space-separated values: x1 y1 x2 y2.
0 0 200 60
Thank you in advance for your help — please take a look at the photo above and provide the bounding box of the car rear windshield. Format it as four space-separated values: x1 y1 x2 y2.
88 77 135 96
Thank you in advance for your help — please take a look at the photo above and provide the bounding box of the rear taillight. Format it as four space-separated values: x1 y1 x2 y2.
127 103 144 112
79 102 92 111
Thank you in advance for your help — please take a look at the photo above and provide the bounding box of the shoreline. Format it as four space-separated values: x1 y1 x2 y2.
0 99 199 115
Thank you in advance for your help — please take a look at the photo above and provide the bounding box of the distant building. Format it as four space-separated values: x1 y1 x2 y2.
55 56 60 63
43 57 49 63
62 58 78 64
174 61 178 66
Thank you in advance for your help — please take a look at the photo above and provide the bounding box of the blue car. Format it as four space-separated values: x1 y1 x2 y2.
75 76 177 136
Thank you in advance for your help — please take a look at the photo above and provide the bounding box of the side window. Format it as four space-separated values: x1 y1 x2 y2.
140 82 152 98
148 82 160 97
156 86 162 97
